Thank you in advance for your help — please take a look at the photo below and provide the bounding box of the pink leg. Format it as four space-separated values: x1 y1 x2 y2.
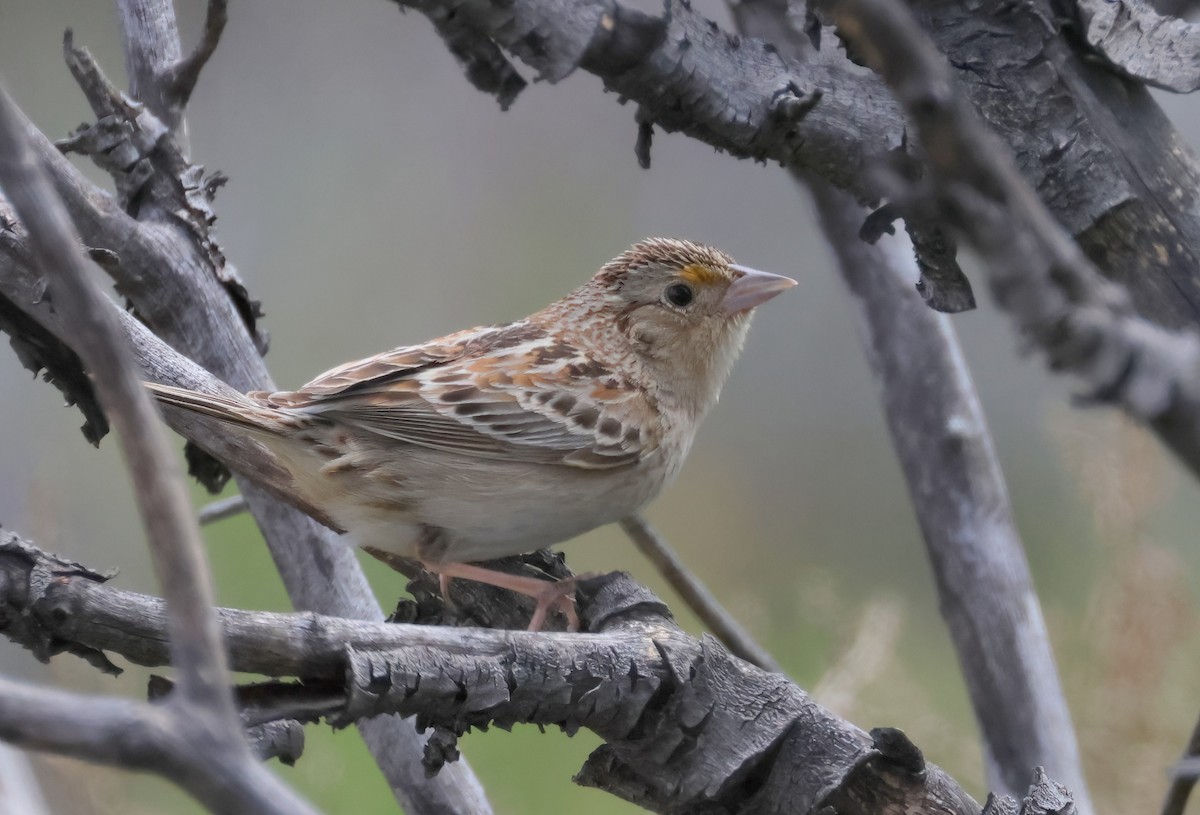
423 561 579 632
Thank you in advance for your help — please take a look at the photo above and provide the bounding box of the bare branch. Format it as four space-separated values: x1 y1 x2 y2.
1161 711 1200 815
817 0 1200 481
723 2 1091 800
116 0 187 134
1 9 499 810
0 675 319 814
387 0 904 198
0 82 232 720
809 177 1093 807
0 83 320 815
1074 0 1200 93
619 514 783 673
163 0 229 107
1 531 1015 815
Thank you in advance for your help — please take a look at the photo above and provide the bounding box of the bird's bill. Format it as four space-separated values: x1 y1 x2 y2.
721 265 798 313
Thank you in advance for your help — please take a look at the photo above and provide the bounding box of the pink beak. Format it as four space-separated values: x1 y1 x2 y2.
721 264 798 313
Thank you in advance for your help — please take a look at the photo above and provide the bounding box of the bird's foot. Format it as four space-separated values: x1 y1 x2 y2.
421 560 580 632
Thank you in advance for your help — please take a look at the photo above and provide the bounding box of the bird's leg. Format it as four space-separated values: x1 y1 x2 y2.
421 561 580 632
360 542 579 630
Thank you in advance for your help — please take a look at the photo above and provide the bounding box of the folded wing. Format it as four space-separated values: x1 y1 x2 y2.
254 323 659 470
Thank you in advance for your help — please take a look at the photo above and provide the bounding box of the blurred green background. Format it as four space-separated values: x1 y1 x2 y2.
3 2 1200 813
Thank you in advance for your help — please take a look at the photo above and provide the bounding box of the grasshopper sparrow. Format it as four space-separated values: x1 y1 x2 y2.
150 238 796 629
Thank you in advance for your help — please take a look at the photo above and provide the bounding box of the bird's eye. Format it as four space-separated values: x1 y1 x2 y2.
664 283 694 308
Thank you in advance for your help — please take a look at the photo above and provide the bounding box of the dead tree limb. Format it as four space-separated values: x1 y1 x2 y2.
0 82 319 815
0 4 496 810
386 0 1200 328
809 179 1092 808
0 530 1076 815
814 0 1200 483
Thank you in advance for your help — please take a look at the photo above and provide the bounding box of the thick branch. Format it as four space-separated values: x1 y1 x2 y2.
810 179 1092 807
0 15 497 811
722 4 1090 800
0 83 319 815
1074 0 1200 93
0 531 1016 815
388 0 904 198
0 83 235 723
818 0 1200 481
394 0 1200 328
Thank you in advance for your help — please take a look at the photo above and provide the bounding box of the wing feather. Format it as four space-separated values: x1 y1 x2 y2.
255 322 659 469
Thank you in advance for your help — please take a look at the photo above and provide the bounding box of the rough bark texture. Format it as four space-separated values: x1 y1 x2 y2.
0 530 1072 815
376 0 1200 332
1074 0 1200 93
810 179 1091 808
0 5 494 811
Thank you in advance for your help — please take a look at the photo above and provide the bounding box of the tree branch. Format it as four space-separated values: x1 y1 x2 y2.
619 514 783 673
391 0 1200 328
0 82 319 815
817 0 1200 483
1 11 498 812
163 0 229 107
810 179 1093 807
388 0 905 199
0 81 232 726
722 3 1091 800
1 529 1069 815
1074 0 1200 93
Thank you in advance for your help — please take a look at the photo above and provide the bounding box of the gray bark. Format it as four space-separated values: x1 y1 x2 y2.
0 529 1076 815
810 180 1091 809
1 4 495 811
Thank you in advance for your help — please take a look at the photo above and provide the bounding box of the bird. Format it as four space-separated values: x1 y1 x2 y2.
148 238 796 630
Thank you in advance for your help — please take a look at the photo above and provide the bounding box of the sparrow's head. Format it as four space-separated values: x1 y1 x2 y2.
586 237 796 413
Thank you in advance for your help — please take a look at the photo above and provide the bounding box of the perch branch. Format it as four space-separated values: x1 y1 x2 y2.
1 529 1042 815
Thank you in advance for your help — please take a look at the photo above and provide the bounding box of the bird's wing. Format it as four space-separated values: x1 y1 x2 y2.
256 322 661 470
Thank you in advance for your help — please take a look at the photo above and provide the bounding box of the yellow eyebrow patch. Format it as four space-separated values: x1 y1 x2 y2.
679 264 722 285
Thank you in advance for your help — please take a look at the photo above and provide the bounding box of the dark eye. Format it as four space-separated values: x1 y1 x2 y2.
664 283 694 308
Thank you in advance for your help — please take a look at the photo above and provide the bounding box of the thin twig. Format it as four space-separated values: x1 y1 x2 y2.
1162 711 1200 815
199 493 250 525
164 0 229 106
619 514 783 673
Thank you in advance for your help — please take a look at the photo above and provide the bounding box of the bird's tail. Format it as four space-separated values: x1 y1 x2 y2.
146 382 291 435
